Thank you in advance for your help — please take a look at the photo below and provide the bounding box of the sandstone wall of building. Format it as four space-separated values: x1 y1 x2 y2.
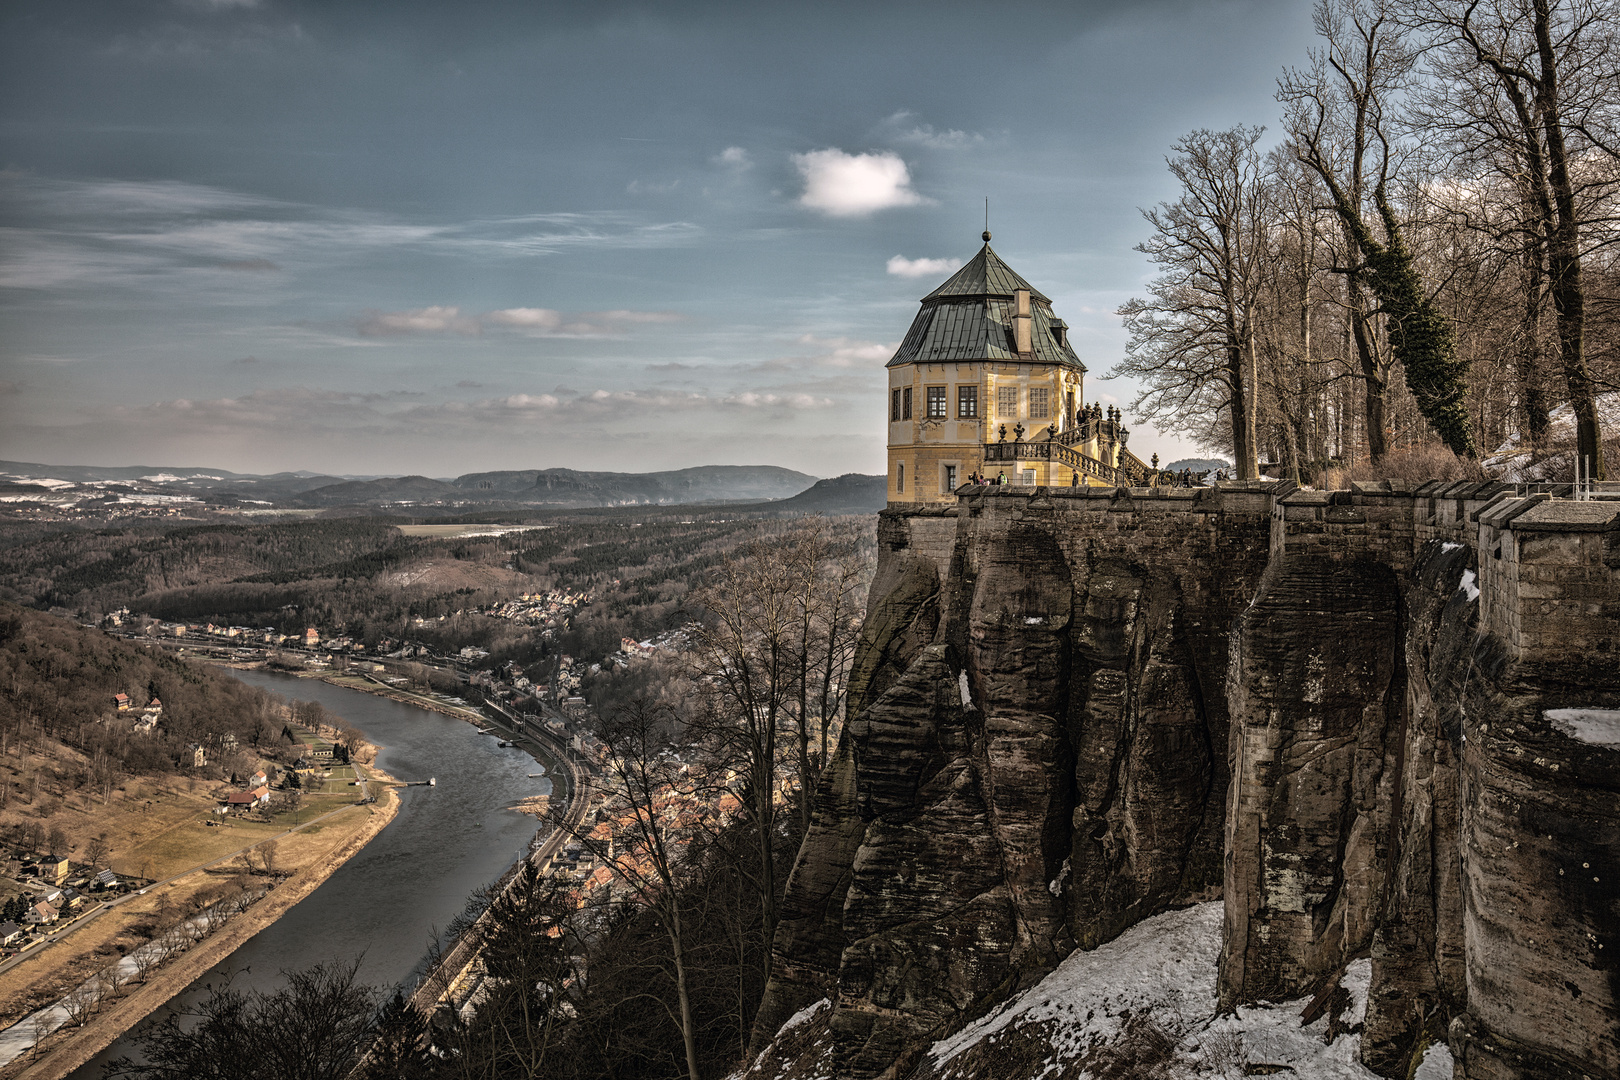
750 481 1619 1080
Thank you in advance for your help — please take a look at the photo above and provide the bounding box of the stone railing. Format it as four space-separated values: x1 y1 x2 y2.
982 439 1123 485
1055 417 1126 449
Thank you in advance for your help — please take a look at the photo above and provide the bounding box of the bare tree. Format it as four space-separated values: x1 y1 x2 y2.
257 838 278 877
132 940 164 982
61 983 101 1026
1283 0 1477 459
103 958 131 998
781 521 870 833
567 698 705 1080
1402 0 1619 476
84 833 111 873
1115 126 1272 478
686 539 800 975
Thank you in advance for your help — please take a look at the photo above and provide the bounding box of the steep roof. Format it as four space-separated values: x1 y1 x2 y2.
922 242 1050 303
888 237 1083 371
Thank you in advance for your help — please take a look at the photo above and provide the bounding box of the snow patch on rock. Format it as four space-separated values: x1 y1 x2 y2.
922 903 1383 1079
1414 1040 1456 1079
779 997 829 1035
1545 707 1620 748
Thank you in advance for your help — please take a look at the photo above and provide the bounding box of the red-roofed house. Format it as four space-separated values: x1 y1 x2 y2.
219 786 271 813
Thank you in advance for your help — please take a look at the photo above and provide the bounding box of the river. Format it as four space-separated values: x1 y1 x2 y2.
70 669 551 1076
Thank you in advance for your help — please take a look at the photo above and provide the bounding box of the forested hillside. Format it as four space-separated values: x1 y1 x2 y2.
0 602 279 781
0 510 878 678
0 518 402 615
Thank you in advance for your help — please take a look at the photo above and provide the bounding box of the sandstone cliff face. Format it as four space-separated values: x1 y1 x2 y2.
752 488 1275 1077
748 482 1619 1080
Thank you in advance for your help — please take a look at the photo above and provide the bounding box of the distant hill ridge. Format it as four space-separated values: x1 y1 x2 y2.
0 460 822 509
754 473 886 513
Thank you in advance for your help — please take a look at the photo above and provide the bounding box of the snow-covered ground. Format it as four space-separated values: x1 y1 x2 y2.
920 902 1452 1080
1484 389 1620 481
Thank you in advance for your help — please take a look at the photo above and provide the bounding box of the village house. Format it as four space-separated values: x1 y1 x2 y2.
218 785 271 813
135 696 163 733
26 901 58 925
0 921 23 946
35 855 70 885
112 693 131 712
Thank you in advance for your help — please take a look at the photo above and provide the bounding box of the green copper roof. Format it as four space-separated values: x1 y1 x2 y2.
887 240 1083 370
921 242 1050 303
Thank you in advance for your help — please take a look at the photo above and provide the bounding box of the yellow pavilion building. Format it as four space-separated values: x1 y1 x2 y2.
886 232 1154 505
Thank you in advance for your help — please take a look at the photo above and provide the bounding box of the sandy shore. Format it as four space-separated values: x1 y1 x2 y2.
5 783 400 1080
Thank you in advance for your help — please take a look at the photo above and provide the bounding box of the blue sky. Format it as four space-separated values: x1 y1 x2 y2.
0 0 1315 477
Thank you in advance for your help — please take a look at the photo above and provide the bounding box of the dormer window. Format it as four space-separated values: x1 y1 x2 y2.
1052 320 1067 348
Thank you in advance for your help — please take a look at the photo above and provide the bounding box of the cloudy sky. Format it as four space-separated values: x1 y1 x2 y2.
0 0 1316 478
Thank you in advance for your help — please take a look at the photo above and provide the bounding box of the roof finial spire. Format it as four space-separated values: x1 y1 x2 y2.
982 197 991 243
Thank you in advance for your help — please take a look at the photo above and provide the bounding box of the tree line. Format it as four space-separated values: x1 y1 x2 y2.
1116 0 1619 482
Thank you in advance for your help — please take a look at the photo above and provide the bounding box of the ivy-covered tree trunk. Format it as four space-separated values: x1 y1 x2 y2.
1368 189 1474 457
1317 172 1475 458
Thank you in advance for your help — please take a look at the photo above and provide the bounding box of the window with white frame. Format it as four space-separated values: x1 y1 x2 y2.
996 386 1019 418
1029 387 1051 419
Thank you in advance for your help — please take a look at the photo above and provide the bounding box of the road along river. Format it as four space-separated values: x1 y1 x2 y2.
69 669 553 1077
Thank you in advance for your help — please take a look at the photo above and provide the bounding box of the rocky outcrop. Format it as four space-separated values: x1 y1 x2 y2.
751 487 1276 1077
748 482 1620 1080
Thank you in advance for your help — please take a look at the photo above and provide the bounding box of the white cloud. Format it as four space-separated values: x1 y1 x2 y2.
357 306 480 337
795 334 894 368
592 309 684 325
887 255 955 278
882 111 984 150
792 149 928 217
715 146 752 169
485 307 562 330
342 306 685 339
722 391 835 410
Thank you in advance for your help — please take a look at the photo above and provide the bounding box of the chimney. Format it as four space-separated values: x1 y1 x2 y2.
1012 289 1032 354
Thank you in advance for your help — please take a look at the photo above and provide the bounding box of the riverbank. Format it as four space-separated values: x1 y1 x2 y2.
2 778 401 1080
217 660 493 728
